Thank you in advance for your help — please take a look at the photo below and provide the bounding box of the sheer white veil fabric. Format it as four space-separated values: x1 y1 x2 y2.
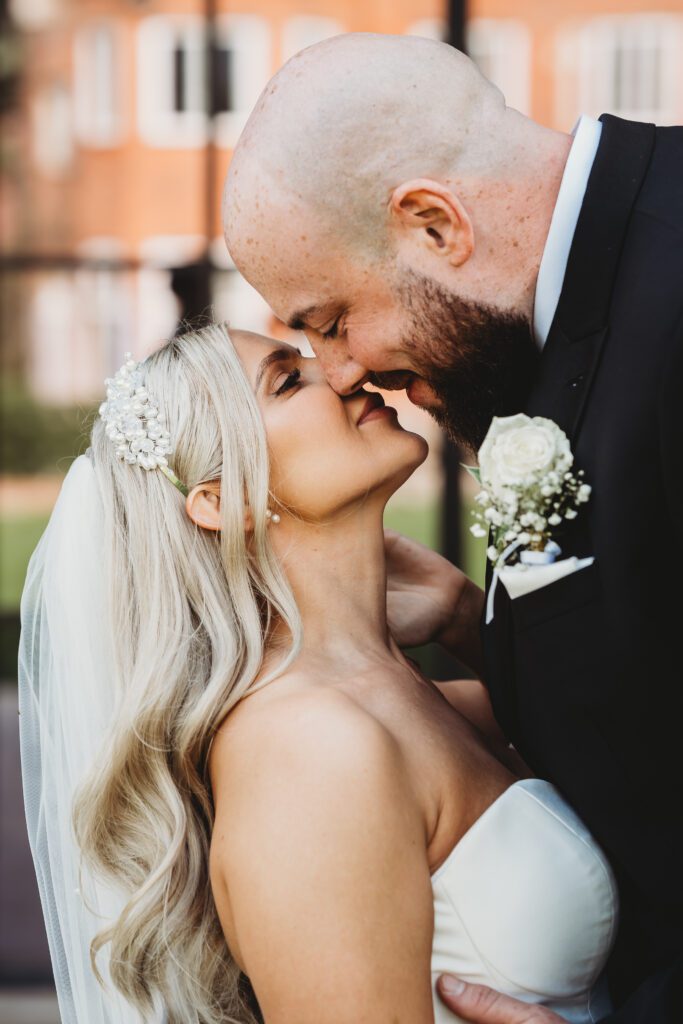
18 453 163 1023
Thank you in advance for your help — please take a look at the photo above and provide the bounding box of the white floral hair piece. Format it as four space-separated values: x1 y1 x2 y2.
98 353 188 496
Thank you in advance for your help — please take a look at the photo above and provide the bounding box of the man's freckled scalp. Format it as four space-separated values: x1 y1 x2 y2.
223 32 507 277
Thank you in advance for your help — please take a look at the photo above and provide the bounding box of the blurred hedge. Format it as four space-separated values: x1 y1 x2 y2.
1 378 97 474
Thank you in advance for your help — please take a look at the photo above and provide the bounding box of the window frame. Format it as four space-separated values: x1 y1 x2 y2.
73 20 126 148
577 14 683 125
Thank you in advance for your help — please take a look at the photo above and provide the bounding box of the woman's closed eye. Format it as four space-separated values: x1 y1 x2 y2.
274 368 302 396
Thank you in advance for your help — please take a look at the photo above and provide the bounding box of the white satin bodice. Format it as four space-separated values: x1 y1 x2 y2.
431 779 619 1024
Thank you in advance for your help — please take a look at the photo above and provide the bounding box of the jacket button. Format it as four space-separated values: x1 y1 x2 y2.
567 373 585 389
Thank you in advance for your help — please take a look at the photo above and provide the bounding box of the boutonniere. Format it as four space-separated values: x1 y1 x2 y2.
465 414 591 567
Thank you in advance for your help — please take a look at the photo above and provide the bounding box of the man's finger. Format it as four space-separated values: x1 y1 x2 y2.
436 976 561 1023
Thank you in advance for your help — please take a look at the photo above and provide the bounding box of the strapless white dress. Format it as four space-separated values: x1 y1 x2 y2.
430 779 619 1024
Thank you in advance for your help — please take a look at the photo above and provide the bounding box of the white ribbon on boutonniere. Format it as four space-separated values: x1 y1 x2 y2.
464 414 592 625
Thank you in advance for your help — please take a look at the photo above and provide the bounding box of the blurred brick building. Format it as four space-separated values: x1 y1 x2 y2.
3 0 683 403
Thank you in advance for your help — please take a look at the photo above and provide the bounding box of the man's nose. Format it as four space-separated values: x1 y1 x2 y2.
328 359 370 396
313 342 370 396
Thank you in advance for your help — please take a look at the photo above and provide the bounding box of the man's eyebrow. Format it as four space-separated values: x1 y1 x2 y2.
255 347 301 391
286 304 328 331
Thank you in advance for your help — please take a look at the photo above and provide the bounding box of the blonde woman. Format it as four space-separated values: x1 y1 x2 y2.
19 324 618 1024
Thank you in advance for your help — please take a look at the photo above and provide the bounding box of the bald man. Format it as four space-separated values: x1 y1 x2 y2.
223 33 683 1024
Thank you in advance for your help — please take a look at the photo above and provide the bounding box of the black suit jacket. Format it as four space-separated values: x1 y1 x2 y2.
481 115 683 1022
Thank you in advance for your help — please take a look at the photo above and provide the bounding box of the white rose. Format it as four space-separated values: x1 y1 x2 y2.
479 415 573 488
478 414 573 497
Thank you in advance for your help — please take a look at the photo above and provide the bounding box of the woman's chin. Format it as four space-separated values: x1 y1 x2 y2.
401 429 430 468
384 434 430 495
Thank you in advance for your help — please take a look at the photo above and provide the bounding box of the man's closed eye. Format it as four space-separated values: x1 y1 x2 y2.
322 320 340 340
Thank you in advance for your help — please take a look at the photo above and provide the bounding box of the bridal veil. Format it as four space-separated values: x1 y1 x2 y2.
18 452 163 1023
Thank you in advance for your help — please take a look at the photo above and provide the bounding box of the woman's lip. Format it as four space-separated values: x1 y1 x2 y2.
359 405 397 425
358 393 384 425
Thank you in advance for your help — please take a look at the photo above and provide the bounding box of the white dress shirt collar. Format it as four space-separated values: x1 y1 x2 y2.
533 115 603 349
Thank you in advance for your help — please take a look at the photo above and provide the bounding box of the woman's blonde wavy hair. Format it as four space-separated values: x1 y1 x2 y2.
73 323 301 1023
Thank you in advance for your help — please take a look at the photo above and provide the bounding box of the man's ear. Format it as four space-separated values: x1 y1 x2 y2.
185 481 222 532
388 178 474 268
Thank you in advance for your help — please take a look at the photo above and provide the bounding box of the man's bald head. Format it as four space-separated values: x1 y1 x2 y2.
224 33 506 263
222 33 570 451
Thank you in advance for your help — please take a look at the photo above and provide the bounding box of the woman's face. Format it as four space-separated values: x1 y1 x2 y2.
231 330 428 522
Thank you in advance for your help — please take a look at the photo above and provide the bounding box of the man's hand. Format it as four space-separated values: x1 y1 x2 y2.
384 530 485 674
437 976 565 1023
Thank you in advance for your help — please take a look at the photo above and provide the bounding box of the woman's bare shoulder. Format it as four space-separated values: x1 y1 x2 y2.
210 678 411 816
208 680 434 1023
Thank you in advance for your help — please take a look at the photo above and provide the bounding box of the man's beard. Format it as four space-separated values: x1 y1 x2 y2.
379 271 540 454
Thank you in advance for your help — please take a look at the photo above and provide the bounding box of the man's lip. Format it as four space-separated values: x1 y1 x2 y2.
406 377 424 405
407 376 441 408
357 392 386 425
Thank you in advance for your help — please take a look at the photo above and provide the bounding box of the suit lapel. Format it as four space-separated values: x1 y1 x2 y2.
525 323 608 443
525 115 656 446
484 116 656 739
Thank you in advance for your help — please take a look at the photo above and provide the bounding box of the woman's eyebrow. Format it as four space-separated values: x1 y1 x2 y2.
255 347 301 391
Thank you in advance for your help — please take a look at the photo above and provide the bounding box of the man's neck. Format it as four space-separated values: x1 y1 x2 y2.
504 114 575 326
451 112 574 325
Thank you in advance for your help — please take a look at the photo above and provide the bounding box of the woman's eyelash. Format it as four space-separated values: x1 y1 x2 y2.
274 368 301 396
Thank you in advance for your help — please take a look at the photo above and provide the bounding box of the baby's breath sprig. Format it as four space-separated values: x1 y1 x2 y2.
465 414 592 564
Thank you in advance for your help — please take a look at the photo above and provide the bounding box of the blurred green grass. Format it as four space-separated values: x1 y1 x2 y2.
0 499 486 681
0 500 486 612
384 498 486 590
0 514 49 611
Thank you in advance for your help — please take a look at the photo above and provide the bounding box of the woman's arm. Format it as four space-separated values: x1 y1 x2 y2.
211 690 436 1024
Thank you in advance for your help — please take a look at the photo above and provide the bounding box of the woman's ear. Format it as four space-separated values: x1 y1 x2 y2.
185 481 222 532
388 178 474 268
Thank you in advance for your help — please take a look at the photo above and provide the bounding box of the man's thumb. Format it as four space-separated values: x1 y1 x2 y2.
436 975 543 1023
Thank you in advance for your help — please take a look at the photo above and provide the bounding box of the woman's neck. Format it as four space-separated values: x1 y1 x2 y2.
270 503 396 673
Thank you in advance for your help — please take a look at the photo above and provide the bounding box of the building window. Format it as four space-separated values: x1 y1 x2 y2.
467 19 531 116
137 15 270 149
170 35 204 115
405 19 446 42
576 16 683 124
29 269 133 405
74 21 125 147
138 16 209 147
405 18 530 115
8 0 60 31
32 83 73 176
281 16 345 63
214 15 271 147
211 47 233 114
212 267 272 336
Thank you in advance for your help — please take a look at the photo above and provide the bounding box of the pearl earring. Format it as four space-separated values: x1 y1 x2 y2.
266 509 281 525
